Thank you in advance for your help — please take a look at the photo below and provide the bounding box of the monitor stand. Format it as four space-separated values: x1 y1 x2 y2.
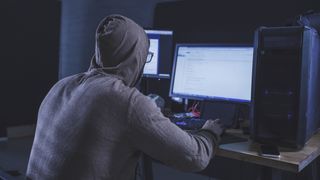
200 101 239 128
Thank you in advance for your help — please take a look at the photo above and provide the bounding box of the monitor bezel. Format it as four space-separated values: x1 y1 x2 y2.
169 43 254 104
143 29 174 79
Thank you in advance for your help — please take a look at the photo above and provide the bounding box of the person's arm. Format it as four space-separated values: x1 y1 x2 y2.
127 93 221 172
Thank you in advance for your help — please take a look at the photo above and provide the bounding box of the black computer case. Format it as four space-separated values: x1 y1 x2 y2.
250 26 320 149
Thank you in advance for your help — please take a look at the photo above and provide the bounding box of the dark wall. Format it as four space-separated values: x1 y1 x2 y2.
154 0 320 43
146 0 320 111
58 0 319 116
59 0 164 78
0 0 60 128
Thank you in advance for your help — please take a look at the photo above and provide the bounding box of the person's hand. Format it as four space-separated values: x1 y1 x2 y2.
201 119 225 137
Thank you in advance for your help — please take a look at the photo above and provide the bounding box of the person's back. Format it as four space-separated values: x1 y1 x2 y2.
27 15 224 180
28 71 141 179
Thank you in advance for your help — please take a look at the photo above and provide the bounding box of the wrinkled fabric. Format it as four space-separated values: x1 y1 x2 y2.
26 15 218 180
89 15 148 87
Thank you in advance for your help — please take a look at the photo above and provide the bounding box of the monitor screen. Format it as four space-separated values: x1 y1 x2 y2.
143 30 173 78
170 44 254 102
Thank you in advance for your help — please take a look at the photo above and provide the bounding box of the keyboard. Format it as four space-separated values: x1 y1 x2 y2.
169 116 207 130
169 116 248 144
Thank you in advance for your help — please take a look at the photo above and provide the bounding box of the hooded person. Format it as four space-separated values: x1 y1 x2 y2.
26 14 224 180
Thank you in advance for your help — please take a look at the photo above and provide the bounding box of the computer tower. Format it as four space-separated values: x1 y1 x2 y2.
250 26 320 149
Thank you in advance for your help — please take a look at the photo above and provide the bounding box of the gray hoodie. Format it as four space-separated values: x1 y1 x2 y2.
26 15 219 180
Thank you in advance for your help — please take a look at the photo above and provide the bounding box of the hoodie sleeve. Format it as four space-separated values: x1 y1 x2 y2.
127 92 219 172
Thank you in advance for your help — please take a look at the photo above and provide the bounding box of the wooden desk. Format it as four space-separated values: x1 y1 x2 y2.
1 129 319 180
216 129 320 174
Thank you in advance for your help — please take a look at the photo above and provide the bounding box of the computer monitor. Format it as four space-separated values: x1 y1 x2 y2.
143 30 173 78
170 44 254 103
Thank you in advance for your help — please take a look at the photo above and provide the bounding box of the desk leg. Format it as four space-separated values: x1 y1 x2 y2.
135 154 154 180
296 157 319 180
143 155 154 180
260 166 282 180
311 159 318 180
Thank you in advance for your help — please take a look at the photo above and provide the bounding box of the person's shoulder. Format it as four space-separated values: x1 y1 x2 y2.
129 88 155 108
47 74 80 90
55 73 84 85
116 85 145 103
88 74 140 99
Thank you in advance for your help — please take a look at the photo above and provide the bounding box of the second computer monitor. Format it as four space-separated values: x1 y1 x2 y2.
143 30 173 78
170 44 254 103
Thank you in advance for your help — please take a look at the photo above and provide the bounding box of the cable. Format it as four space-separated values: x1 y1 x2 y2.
187 101 201 117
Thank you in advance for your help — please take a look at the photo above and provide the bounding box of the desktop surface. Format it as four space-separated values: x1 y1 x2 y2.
168 111 320 173
217 129 320 173
0 127 319 180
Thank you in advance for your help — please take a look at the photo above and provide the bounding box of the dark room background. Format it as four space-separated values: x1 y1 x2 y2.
59 0 319 78
0 0 60 135
0 0 319 134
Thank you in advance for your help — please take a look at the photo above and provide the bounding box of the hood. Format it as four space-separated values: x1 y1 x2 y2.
89 15 149 87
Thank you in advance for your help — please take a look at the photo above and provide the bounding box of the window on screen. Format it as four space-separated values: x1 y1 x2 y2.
171 45 254 102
